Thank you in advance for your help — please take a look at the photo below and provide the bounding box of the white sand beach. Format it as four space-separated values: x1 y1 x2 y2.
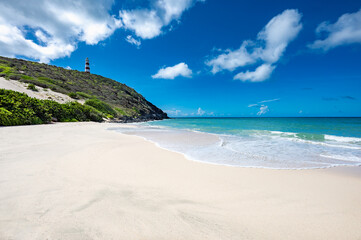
0 122 361 240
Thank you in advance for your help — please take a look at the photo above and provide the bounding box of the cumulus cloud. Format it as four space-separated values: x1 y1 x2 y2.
234 63 276 82
125 35 141 47
206 41 255 74
197 107 205 116
120 0 202 39
257 105 269 115
152 62 192 79
0 0 122 63
165 109 182 116
309 9 361 51
206 9 302 82
256 9 303 63
0 0 203 62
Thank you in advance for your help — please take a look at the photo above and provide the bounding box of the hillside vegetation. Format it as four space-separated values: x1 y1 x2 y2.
0 89 103 126
0 56 168 121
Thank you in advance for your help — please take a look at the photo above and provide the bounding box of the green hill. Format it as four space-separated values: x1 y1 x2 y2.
0 56 168 122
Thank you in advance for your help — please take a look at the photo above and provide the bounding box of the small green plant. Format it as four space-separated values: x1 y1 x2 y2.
132 107 140 114
76 91 92 99
27 83 38 91
114 107 127 116
85 98 117 116
9 75 21 80
21 75 34 80
68 92 79 99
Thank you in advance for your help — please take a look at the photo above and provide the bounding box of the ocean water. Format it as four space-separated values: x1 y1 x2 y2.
112 118 361 169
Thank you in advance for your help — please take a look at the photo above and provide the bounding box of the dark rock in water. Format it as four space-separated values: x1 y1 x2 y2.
111 113 169 123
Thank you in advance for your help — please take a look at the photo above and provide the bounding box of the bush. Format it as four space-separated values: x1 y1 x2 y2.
21 75 34 80
68 92 79 99
27 83 38 91
76 91 92 99
9 75 21 80
0 89 103 126
85 98 117 117
114 107 127 116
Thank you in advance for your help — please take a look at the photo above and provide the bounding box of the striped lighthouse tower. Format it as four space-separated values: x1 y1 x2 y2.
85 57 90 73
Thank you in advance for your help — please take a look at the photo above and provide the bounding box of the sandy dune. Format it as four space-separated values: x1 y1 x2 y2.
0 77 84 104
0 122 360 239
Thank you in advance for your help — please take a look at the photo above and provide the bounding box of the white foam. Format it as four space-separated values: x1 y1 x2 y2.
320 154 361 163
111 124 361 170
325 135 361 143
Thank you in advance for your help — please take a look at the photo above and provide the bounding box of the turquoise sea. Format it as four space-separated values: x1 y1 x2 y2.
114 118 361 169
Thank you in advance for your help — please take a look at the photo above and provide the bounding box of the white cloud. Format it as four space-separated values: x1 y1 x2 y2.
125 35 141 47
0 0 121 63
65 66 72 70
309 9 361 51
206 9 302 82
197 107 205 116
165 109 182 116
120 0 202 40
248 103 258 108
0 0 203 62
206 41 255 74
256 9 303 63
258 98 280 103
234 63 276 82
119 9 163 39
248 98 280 110
152 62 192 79
257 105 269 115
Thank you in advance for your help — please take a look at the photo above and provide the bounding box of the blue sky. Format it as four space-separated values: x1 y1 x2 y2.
0 0 360 117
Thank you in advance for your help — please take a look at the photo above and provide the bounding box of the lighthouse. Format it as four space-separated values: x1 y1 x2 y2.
85 57 90 73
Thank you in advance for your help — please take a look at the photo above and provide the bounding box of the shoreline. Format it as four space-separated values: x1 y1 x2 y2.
118 131 361 171
115 121 361 170
1 122 361 239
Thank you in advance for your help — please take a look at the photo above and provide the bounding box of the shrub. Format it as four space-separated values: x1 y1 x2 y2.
0 89 103 126
85 98 117 116
9 75 21 80
68 92 79 99
21 75 34 80
27 83 38 91
76 91 92 99
114 107 127 116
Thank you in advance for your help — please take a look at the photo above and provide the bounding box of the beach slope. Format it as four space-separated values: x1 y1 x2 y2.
0 122 360 239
